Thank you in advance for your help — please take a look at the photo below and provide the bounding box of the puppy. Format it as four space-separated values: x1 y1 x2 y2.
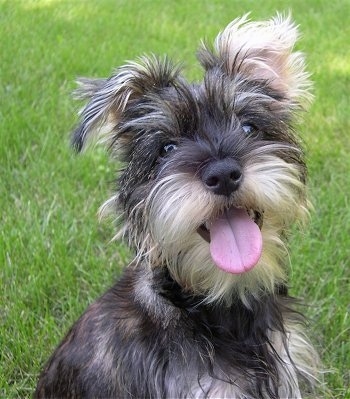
35 14 320 398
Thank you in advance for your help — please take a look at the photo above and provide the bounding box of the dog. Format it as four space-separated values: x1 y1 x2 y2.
35 14 321 398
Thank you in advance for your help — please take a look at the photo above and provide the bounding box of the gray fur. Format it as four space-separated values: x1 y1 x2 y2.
36 14 321 399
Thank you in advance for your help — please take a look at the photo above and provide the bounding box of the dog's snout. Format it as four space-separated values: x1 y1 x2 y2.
202 158 242 196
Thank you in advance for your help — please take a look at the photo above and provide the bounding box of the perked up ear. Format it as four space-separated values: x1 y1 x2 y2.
198 13 312 108
71 56 181 152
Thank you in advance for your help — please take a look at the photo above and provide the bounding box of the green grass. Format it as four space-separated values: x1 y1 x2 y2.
1 0 349 397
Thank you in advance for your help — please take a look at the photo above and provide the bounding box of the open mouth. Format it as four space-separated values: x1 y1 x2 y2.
196 208 264 274
197 209 263 243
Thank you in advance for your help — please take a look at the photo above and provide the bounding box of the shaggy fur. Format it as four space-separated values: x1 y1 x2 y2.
35 14 320 398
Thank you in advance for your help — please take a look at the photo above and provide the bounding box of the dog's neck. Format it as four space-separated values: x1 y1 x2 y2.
155 265 288 308
132 263 293 334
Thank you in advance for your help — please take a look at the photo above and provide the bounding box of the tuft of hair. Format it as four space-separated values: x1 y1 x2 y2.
72 14 312 153
71 56 182 152
198 13 313 110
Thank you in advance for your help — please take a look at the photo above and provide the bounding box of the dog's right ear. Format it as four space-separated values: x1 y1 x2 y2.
72 56 181 152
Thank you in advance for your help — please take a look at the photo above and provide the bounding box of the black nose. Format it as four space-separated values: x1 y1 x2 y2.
201 158 242 196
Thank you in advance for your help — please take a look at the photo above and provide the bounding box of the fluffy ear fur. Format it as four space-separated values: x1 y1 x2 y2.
72 56 181 151
72 15 311 152
198 14 312 109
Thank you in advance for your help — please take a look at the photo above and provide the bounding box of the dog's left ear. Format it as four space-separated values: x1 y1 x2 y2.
198 13 312 108
72 56 181 152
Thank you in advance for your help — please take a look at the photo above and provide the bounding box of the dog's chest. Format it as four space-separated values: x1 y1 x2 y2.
187 374 247 399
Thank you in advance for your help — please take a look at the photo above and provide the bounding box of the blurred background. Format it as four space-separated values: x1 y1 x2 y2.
1 0 349 397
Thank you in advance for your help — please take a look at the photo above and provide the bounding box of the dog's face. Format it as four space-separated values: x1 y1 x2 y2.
73 15 311 304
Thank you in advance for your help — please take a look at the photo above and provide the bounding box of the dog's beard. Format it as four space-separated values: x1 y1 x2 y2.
124 150 308 305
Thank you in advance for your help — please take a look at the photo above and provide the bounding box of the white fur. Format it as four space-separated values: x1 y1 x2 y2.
187 321 320 398
213 13 313 108
140 150 307 304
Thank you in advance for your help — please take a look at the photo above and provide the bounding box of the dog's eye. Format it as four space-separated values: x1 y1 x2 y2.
160 143 177 157
242 124 257 135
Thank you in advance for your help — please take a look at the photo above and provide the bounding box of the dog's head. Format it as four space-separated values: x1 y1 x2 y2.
72 14 312 304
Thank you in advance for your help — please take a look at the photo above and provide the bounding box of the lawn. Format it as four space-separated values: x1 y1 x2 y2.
0 0 349 397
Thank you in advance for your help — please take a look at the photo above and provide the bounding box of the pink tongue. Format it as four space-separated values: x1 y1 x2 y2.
209 208 262 274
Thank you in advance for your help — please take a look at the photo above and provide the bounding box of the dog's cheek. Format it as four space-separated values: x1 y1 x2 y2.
241 156 306 219
145 175 214 246
117 155 161 210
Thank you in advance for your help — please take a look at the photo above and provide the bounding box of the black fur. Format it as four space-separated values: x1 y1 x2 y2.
36 266 304 399
36 15 319 398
